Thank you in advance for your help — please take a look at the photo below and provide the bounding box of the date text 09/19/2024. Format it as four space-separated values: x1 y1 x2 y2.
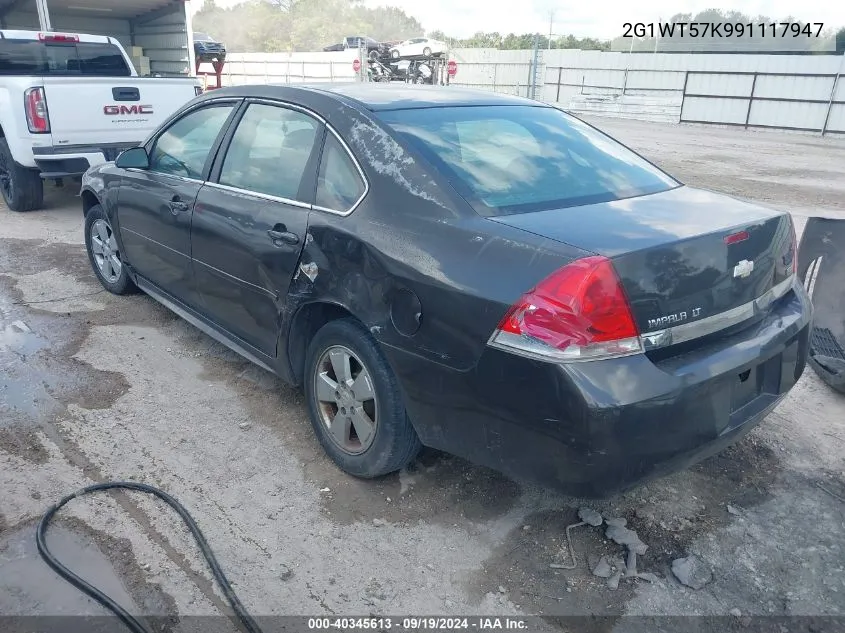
307 617 529 630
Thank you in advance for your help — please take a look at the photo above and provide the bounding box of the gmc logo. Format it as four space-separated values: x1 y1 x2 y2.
103 105 154 115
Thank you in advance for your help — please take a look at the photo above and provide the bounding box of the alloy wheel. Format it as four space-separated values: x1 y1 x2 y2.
313 345 378 455
90 219 123 283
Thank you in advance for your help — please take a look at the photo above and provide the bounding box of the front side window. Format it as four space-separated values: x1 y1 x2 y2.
379 105 679 216
149 105 234 179
315 133 366 212
219 103 319 200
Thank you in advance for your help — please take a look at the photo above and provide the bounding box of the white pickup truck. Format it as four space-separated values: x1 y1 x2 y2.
0 29 201 212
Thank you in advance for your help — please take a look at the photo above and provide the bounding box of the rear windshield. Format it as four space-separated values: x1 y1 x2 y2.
0 39 131 76
379 105 678 216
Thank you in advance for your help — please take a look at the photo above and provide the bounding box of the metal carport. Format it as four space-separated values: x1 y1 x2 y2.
0 0 195 76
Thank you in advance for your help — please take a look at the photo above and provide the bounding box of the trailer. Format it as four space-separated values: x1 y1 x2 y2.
364 49 453 85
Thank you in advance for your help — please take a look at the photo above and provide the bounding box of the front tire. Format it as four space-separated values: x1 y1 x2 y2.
84 204 137 295
304 318 421 478
0 138 44 212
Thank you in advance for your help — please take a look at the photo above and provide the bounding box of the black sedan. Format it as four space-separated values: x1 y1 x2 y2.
79 84 811 497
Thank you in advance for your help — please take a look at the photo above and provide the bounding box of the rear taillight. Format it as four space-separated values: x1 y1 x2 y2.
489 256 642 362
38 32 79 43
24 87 50 134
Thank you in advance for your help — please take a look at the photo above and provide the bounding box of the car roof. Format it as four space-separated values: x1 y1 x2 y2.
211 83 543 112
310 84 538 111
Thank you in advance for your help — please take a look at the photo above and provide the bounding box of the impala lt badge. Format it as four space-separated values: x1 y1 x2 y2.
647 307 703 330
733 259 754 278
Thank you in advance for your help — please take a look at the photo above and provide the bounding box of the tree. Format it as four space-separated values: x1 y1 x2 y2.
198 0 218 14
193 0 423 52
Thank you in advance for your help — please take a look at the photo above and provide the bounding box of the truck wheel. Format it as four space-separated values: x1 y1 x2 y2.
0 138 44 212
304 318 421 478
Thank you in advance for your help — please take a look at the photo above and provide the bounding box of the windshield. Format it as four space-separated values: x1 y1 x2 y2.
379 105 679 216
0 39 131 76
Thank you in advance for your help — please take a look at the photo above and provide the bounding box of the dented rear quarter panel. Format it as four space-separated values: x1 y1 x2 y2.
279 91 590 375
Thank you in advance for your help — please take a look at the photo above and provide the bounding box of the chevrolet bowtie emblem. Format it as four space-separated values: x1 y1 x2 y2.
733 259 754 278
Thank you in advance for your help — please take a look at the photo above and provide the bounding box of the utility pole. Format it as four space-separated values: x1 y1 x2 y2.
548 10 554 50
654 15 661 52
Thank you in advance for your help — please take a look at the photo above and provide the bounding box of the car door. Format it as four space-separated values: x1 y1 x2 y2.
409 38 425 55
190 100 322 356
117 101 238 307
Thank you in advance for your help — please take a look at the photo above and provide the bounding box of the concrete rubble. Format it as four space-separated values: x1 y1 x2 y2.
671 555 714 590
606 521 648 555
579 512 660 590
591 556 613 578
578 507 604 527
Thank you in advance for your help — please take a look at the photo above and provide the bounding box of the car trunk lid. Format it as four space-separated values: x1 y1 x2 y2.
490 186 796 338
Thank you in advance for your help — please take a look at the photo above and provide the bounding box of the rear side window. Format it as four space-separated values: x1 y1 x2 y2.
150 105 234 179
219 103 319 200
0 39 131 76
379 105 678 216
315 133 366 212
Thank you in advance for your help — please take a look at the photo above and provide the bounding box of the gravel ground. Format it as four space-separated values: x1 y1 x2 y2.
1 118 845 632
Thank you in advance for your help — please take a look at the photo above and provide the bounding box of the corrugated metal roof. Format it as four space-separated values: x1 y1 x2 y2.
0 0 180 20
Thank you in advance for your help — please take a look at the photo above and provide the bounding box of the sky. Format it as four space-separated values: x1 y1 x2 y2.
192 0 845 40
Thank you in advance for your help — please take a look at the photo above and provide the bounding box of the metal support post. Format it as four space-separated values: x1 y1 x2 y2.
35 0 52 31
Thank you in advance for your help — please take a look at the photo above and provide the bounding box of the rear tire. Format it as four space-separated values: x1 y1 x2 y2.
84 204 137 295
0 138 44 212
304 318 421 478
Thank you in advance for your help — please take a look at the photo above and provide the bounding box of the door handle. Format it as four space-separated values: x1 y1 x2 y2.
267 227 300 246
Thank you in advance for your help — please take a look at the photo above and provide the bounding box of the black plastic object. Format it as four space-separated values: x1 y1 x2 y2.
798 217 845 394
36 482 265 633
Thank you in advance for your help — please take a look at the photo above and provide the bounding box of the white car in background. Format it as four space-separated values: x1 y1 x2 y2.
389 37 447 59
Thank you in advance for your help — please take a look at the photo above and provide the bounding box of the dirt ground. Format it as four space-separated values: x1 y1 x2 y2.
2 118 845 632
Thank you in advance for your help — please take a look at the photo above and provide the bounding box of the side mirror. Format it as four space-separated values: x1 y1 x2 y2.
115 146 150 169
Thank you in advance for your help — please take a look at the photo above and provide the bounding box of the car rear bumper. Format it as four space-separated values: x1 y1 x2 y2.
31 143 139 178
387 279 811 497
196 46 226 56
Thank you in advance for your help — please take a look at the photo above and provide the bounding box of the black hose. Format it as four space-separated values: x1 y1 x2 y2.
36 481 264 633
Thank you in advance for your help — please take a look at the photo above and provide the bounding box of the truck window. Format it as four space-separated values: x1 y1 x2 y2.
0 39 131 76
